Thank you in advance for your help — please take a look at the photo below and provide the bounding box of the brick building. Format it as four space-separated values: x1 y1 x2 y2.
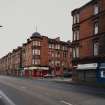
0 32 72 78
0 47 22 76
71 0 105 83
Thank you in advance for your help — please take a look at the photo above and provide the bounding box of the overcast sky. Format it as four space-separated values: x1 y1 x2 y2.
0 0 91 57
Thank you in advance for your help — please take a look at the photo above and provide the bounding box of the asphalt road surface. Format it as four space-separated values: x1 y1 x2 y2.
0 76 105 105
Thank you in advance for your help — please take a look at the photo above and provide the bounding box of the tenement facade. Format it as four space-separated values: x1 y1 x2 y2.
0 32 72 78
72 0 105 83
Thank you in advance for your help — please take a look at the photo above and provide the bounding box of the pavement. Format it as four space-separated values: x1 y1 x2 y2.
0 76 105 105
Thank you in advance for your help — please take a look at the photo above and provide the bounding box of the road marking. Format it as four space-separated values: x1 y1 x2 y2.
21 86 27 89
60 100 73 105
0 90 16 105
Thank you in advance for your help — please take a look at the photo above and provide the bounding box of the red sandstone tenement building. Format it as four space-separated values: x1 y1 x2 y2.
71 0 105 83
0 32 72 78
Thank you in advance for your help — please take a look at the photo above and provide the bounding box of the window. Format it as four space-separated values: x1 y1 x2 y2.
76 47 79 58
51 52 54 57
94 4 99 15
55 44 60 50
51 60 54 65
73 30 79 41
52 44 54 49
32 49 40 55
62 46 67 51
54 52 60 58
63 52 67 58
32 59 40 65
94 22 99 35
72 47 79 58
55 60 60 66
73 48 76 58
77 14 79 23
62 46 65 50
73 15 76 24
49 44 52 49
55 52 57 58
35 59 40 65
62 62 65 67
33 41 40 46
93 42 98 56
57 52 60 58
32 59 35 65
73 14 79 24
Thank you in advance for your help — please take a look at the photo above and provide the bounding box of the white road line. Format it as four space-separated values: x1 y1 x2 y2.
0 90 16 105
60 100 73 105
21 86 27 89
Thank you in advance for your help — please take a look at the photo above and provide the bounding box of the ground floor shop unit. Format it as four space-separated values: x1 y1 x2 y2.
73 63 105 83
15 66 68 78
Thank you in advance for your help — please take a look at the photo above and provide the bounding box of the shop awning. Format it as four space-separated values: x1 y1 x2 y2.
24 66 49 70
76 63 98 70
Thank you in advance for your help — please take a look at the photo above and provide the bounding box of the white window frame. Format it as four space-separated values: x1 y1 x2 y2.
55 60 60 66
73 14 79 24
73 48 76 58
49 44 52 49
32 49 40 55
76 47 79 58
72 47 79 58
94 3 99 15
94 22 99 35
32 59 35 65
77 14 79 23
51 52 54 57
73 15 76 24
35 59 40 65
33 41 41 46
73 30 79 41
52 44 54 49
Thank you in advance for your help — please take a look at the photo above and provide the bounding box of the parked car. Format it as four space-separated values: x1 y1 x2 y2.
63 72 72 78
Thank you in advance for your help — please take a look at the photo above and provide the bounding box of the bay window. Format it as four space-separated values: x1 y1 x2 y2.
32 49 40 55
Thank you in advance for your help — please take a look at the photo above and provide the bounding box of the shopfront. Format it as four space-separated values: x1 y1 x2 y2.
97 63 105 83
76 63 105 83
24 66 49 78
76 63 98 82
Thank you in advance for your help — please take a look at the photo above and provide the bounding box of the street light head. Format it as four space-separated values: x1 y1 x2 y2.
0 26 3 27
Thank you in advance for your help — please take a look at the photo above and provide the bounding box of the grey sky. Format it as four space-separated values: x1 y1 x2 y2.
0 0 90 57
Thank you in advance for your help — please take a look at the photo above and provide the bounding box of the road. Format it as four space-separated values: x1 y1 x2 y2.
0 76 105 105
